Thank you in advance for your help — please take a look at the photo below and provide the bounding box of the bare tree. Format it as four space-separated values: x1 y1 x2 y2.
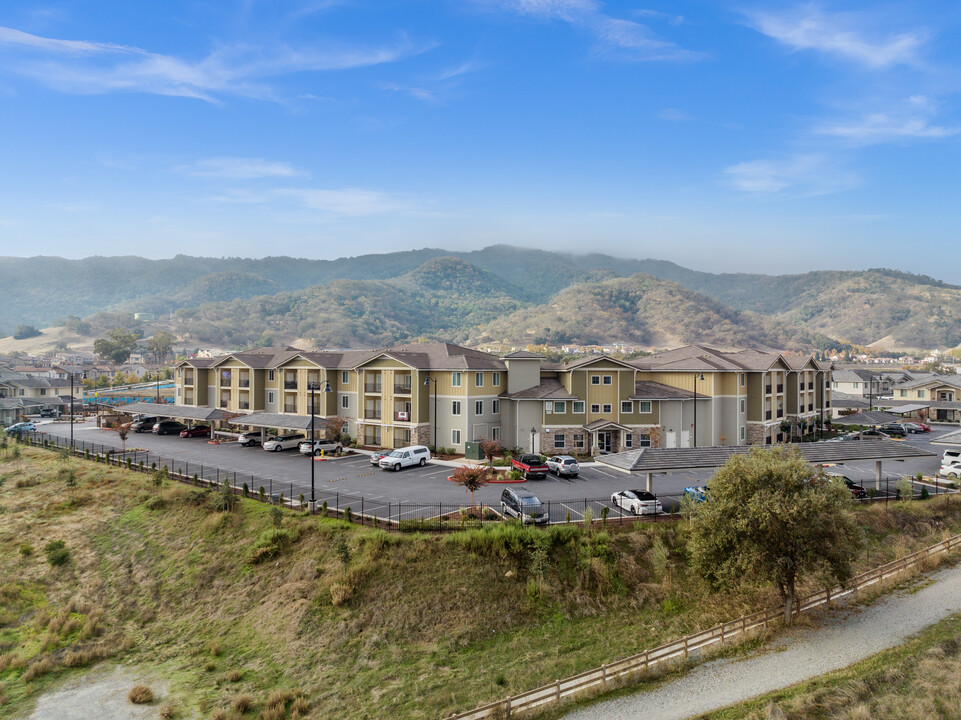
479 438 504 471
450 465 492 508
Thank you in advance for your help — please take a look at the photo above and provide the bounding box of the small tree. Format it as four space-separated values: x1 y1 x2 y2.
450 465 491 508
479 439 504 471
689 446 863 624
116 422 131 454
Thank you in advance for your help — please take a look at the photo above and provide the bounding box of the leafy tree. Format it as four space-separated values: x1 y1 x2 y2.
450 465 491 508
93 328 139 364
13 324 41 339
689 446 862 623
146 331 175 363
479 438 504 470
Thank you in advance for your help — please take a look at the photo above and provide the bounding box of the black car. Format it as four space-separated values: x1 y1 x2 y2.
131 416 158 433
879 423 906 438
152 420 187 435
500 488 549 525
827 474 868 499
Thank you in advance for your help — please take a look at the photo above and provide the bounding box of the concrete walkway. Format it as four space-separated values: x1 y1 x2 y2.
563 563 961 720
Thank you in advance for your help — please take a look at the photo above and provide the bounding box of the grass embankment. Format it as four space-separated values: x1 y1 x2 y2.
1 443 961 719
700 613 961 720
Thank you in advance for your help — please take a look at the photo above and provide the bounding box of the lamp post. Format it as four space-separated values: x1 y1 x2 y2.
423 375 437 451
530 427 536 454
693 372 704 448
69 370 86 451
307 379 333 507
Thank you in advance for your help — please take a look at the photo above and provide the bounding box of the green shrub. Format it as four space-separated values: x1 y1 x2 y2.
242 483 249 497
344 506 353 523
249 528 300 563
18 542 33 557
921 485 930 500
44 540 70 566
258 486 267 502
321 500 328 518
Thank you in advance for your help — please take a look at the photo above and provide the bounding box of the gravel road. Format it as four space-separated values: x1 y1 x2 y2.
563 562 961 720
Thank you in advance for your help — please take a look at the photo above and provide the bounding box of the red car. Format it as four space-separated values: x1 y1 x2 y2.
180 425 211 438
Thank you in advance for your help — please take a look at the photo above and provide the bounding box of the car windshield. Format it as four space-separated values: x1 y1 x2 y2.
519 496 542 508
388 450 404 458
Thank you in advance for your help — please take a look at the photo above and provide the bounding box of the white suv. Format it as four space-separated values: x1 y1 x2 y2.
379 445 431 471
938 461 961 480
299 438 343 456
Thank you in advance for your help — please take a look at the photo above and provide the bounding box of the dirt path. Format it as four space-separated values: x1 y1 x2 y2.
563 563 961 720
20 665 170 720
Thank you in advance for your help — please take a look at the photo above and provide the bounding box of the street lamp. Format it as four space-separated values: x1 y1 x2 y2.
693 372 704 448
423 375 437 451
69 370 86 451
530 426 536 454
307 379 333 507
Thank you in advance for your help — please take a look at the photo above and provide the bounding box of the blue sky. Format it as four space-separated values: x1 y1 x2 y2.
1 1 960 279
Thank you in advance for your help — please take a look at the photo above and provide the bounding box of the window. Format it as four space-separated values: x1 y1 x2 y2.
625 434 633 448
545 402 552 414
268 370 275 382
573 434 585 449
853 382 860 388
740 398 746 413
475 372 484 387
492 372 501 386
554 434 565 449
638 434 652 447
573 401 585 413
177 368 182 378
452 429 461 444
475 400 483 415
740 373 745 387
452 401 461 415
621 401 633 413
639 401 652 414
39 389 45 396
740 426 746 440
602 404 612 413
900 389 908 397
603 375 613 385
176 387 181 397
492 399 500 414
918 390 926 398
342 370 349 383
267 391 275 404
553 401 566 414
492 427 500 441
341 395 349 409
451 372 462 387
591 375 600 385
590 404 600 413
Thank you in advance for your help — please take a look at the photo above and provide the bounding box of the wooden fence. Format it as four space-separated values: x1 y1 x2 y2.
448 531 961 719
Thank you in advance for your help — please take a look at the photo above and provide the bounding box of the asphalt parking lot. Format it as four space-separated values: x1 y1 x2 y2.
28 420 957 524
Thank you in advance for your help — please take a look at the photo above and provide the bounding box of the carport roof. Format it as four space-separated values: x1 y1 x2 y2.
880 403 930 415
227 412 335 431
834 410 902 426
598 439 935 473
120 402 233 421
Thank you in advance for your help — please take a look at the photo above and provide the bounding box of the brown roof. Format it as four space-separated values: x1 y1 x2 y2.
630 381 695 400
502 350 545 359
354 343 506 371
501 378 577 400
631 344 791 373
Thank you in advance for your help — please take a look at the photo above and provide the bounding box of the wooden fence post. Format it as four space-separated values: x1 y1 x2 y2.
556 679 561 703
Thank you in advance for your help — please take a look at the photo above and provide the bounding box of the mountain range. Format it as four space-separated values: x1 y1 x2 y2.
1 246 959 352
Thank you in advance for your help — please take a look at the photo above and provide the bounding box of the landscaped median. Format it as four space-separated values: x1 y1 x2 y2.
2 440 961 719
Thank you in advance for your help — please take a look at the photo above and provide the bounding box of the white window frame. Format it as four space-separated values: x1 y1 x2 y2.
553 401 566 414
492 399 500 414
739 426 746 441
573 434 585 449
451 429 461 444
740 373 745 387
639 401 652 414
342 370 349 383
621 401 633 414
475 400 483 415
451 372 462 387
602 403 612 413
573 401 585 413
452 400 461 415
341 395 349 409
554 434 565 449
603 375 613 385
492 426 500 441
475 372 484 387
492 372 501 386
625 433 633 448
638 434 652 447
591 375 600 385
740 398 746 413
545 402 552 414
590 403 600 413
267 391 275 404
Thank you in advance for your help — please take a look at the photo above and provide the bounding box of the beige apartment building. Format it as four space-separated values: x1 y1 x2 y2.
175 342 832 453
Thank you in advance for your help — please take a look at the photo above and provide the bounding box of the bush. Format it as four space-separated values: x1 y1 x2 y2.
18 543 33 557
128 684 154 704
249 528 300 563
344 506 353 523
44 539 70 566
242 483 249 497
22 656 53 681
232 693 254 713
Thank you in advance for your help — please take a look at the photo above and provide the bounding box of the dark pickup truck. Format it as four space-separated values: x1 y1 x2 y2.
511 454 549 480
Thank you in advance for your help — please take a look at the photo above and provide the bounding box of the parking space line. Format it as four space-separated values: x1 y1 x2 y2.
560 503 584 519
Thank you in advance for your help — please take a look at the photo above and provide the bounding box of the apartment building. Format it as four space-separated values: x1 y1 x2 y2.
175 342 831 453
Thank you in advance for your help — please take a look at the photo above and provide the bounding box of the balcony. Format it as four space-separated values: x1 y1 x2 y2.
239 401 250 410
394 384 412 394
284 381 298 390
394 411 411 422
184 376 194 386
765 410 772 420
364 383 382 394
765 385 772 394
284 405 297 414
364 411 382 420
239 379 250 388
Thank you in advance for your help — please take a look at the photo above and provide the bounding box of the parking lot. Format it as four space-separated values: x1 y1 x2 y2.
27 419 957 524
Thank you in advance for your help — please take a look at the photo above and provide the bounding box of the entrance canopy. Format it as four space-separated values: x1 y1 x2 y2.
120 402 233 422
583 419 633 432
228 412 334 432
598 438 935 474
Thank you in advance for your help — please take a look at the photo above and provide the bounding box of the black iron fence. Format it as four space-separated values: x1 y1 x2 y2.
14 430 957 533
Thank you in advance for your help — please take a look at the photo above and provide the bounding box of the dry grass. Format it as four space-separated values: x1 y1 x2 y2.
127 684 154 704
208 710 227 720
158 703 176 719
224 668 242 682
232 692 255 713
21 656 53 682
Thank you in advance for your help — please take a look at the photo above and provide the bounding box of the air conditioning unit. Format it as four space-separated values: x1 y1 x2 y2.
397 411 410 421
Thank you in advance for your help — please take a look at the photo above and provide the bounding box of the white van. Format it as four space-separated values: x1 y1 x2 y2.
378 445 431 471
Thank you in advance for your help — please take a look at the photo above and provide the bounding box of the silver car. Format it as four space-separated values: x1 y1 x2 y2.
262 434 306 452
547 455 580 477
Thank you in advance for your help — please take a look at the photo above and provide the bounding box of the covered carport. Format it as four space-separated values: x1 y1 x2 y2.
227 412 335 451
118 402 233 438
597 439 935 493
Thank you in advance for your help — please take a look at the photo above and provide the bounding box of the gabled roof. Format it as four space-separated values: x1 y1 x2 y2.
501 378 577 400
897 375 961 390
0 375 73 390
630 381 695 401
583 419 633 432
630 344 793 373
502 350 545 359
352 342 506 371
560 354 637 371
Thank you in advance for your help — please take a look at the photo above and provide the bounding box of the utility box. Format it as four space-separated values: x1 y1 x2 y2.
464 441 483 461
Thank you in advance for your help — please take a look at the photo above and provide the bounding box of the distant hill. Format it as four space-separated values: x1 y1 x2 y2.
1 246 959 350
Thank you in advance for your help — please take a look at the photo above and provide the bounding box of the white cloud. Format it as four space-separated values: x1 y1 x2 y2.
377 82 436 102
208 186 416 217
483 0 702 61
723 154 859 195
817 113 960 144
745 5 924 68
657 107 691 122
0 26 426 102
181 157 307 179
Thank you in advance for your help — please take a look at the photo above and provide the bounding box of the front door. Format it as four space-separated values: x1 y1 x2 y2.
938 409 948 421
598 431 612 453
666 431 677 448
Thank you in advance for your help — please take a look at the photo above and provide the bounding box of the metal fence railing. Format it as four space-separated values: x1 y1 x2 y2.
448 530 961 720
